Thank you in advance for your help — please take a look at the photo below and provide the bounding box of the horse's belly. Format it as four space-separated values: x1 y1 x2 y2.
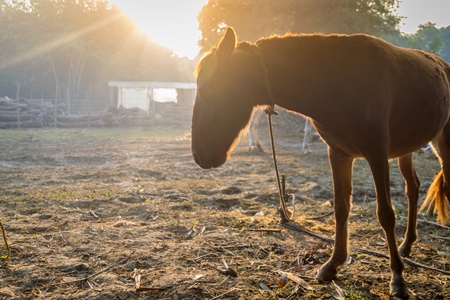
387 120 445 158
314 113 448 159
387 101 450 157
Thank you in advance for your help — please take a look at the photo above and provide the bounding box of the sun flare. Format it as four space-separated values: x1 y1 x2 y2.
109 0 207 59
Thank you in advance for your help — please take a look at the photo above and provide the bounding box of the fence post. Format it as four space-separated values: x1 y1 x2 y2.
54 85 59 128
149 88 155 127
66 88 71 115
84 90 88 115
88 86 91 128
16 83 21 129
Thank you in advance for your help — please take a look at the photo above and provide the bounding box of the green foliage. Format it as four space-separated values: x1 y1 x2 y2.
0 0 195 100
197 0 402 53
406 22 450 61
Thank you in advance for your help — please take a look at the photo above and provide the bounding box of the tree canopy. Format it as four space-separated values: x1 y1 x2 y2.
197 0 402 53
405 22 450 61
0 0 195 101
197 0 450 62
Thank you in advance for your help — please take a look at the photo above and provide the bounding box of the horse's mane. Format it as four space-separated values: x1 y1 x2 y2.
254 31 388 51
194 48 217 79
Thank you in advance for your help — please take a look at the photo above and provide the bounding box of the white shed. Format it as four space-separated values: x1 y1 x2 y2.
108 81 196 127
108 81 196 113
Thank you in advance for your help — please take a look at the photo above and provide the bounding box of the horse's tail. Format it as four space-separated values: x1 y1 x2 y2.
421 170 450 224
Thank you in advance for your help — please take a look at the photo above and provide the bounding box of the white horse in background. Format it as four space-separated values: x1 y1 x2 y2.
247 108 265 152
246 108 317 153
302 117 315 153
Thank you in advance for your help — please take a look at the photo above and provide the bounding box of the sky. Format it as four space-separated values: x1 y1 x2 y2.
397 0 450 33
109 0 450 59
109 0 207 59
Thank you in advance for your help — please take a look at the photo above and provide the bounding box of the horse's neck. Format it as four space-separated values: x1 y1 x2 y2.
258 47 323 121
257 36 360 124
269 82 323 124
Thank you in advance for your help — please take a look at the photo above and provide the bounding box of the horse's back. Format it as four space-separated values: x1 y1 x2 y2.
259 33 450 157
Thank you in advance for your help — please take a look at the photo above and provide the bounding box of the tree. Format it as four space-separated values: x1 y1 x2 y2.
439 26 450 62
289 0 401 35
405 22 449 61
407 22 443 54
0 0 195 104
197 0 401 53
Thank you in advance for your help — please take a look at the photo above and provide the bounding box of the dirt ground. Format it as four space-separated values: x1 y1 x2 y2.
0 119 449 299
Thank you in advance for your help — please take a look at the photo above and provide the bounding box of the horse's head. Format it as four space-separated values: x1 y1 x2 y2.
191 27 262 169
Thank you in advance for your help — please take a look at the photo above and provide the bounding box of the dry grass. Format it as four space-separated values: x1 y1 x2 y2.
0 127 448 299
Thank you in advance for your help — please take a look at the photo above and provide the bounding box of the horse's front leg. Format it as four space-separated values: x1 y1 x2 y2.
366 152 409 299
317 147 353 281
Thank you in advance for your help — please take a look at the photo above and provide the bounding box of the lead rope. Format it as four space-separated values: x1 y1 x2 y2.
0 220 10 259
252 45 294 223
266 110 296 222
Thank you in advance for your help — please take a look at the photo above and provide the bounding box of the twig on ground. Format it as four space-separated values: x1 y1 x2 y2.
134 274 141 289
281 221 450 276
429 234 450 241
418 219 450 230
210 287 239 300
194 252 220 261
275 270 314 290
398 216 450 230
245 228 282 232
282 221 334 243
306 210 334 220
87 250 136 279
136 286 171 292
206 240 246 257
47 250 136 288
357 247 450 275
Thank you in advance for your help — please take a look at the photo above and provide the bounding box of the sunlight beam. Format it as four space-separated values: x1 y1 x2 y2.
109 0 207 59
0 12 124 71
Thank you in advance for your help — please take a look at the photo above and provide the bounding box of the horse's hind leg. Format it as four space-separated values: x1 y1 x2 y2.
317 147 353 281
397 153 420 257
366 151 408 299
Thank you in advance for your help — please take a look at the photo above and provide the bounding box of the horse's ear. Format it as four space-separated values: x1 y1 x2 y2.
216 27 236 61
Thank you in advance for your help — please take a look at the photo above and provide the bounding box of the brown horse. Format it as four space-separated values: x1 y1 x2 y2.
191 27 450 298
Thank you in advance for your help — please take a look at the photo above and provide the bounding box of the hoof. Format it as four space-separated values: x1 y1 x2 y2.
249 146 264 154
398 242 412 258
391 280 409 299
302 149 312 155
316 267 337 282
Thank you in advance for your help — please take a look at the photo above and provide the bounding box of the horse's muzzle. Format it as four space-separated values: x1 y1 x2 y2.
192 151 227 169
192 153 205 168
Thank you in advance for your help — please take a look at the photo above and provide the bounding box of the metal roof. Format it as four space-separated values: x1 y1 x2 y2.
108 81 196 89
